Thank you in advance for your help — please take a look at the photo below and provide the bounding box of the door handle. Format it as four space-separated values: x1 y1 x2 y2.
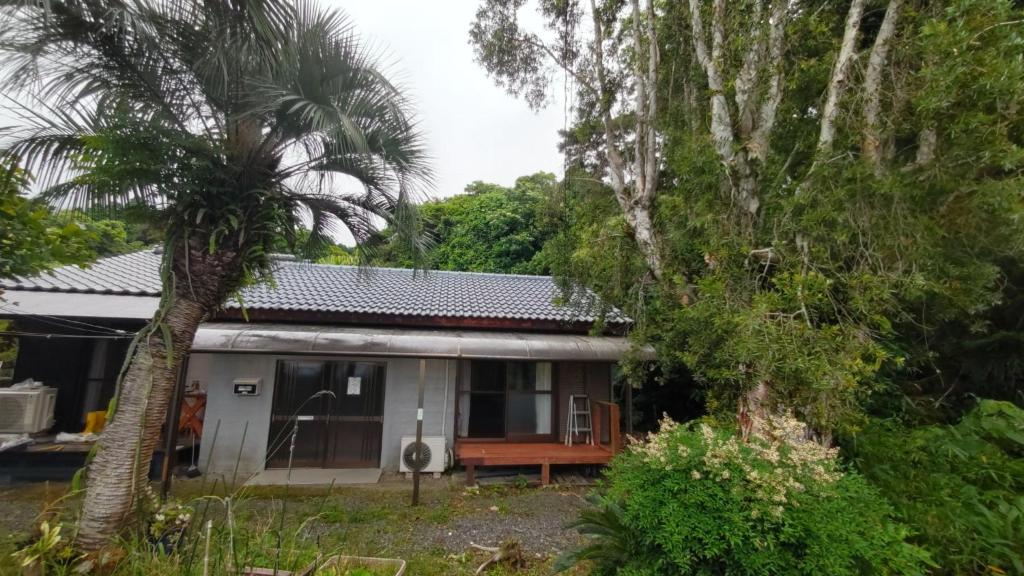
296 415 315 422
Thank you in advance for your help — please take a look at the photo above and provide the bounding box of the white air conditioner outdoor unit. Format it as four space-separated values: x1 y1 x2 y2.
399 436 449 474
0 386 58 434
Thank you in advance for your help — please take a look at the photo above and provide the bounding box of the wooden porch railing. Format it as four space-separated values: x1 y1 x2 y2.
592 401 621 455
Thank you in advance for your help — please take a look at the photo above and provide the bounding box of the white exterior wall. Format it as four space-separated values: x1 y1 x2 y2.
188 353 457 480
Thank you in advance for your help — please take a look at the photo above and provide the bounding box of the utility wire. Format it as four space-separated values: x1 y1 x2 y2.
0 310 128 336
0 303 132 335
0 330 137 340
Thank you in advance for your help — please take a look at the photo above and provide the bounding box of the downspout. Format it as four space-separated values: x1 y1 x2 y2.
441 359 449 440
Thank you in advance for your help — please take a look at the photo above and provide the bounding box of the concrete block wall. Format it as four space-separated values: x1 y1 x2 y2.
188 353 277 481
380 358 456 471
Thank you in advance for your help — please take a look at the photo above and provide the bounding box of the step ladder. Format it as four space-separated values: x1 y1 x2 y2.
565 394 593 446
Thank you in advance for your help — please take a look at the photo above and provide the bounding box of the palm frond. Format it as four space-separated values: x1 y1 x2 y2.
1 0 432 270
553 495 634 574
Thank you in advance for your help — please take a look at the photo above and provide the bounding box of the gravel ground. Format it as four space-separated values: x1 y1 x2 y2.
0 482 71 539
0 496 45 538
418 487 588 555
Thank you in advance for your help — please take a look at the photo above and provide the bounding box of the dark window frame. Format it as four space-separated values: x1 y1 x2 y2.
457 360 557 443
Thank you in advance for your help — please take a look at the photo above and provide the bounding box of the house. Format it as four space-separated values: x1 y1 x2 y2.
0 249 647 484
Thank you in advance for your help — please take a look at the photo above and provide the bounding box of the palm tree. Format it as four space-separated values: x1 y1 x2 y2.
0 0 430 550
554 495 635 575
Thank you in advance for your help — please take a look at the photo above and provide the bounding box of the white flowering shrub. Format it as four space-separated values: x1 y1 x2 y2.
588 415 931 575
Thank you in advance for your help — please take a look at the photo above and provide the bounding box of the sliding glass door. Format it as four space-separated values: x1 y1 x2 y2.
268 360 385 468
458 361 555 442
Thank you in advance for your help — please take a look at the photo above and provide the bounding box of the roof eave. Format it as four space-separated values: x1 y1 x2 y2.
213 307 630 335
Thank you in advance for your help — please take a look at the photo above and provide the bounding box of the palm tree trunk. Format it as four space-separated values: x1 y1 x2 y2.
76 247 238 551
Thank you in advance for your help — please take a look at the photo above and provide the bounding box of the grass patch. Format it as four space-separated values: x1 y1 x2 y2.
0 478 588 575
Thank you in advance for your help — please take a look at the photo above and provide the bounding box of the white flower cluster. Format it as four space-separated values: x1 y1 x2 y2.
630 414 682 470
630 412 842 520
142 484 194 537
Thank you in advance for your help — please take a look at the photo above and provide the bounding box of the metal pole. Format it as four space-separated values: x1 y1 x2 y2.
160 353 190 500
412 359 426 506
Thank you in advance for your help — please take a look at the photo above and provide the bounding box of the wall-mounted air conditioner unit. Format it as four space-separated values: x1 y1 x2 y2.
399 436 449 474
0 386 58 434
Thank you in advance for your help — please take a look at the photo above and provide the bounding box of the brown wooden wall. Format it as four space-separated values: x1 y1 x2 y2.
557 362 613 443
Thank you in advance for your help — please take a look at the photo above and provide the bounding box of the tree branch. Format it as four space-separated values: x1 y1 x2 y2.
817 0 867 155
588 0 628 206
862 0 903 175
749 0 788 163
734 0 766 140
644 0 659 204
631 0 650 206
630 0 660 205
524 35 599 96
688 0 736 164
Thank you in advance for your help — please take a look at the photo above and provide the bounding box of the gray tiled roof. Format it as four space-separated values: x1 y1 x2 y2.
1 250 625 325
3 250 163 296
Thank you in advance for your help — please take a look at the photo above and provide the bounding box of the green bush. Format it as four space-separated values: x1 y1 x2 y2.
564 416 930 575
847 400 1024 574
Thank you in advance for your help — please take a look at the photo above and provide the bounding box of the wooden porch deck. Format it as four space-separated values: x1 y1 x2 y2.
456 442 614 485
456 402 621 486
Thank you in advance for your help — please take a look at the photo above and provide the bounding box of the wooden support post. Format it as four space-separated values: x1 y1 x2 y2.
593 401 622 454
541 462 550 485
412 359 426 506
625 381 634 436
465 463 475 487
608 403 621 455
592 406 602 449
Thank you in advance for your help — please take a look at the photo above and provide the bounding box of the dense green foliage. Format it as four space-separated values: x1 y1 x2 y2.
471 0 1024 428
845 401 1024 574
0 169 152 381
563 416 929 575
471 1 1024 572
0 169 97 280
374 172 558 274
2 166 156 279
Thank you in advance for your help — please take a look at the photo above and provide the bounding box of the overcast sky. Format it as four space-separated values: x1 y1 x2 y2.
0 1 567 207
331 0 567 201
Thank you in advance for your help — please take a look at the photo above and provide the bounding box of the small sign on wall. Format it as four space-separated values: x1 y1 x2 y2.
233 378 261 396
347 376 362 395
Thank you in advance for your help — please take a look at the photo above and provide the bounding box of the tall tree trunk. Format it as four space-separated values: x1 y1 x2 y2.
862 0 903 174
630 203 662 276
590 0 664 280
76 245 239 551
738 381 770 442
817 0 867 156
689 0 736 168
748 0 789 164
914 127 937 166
